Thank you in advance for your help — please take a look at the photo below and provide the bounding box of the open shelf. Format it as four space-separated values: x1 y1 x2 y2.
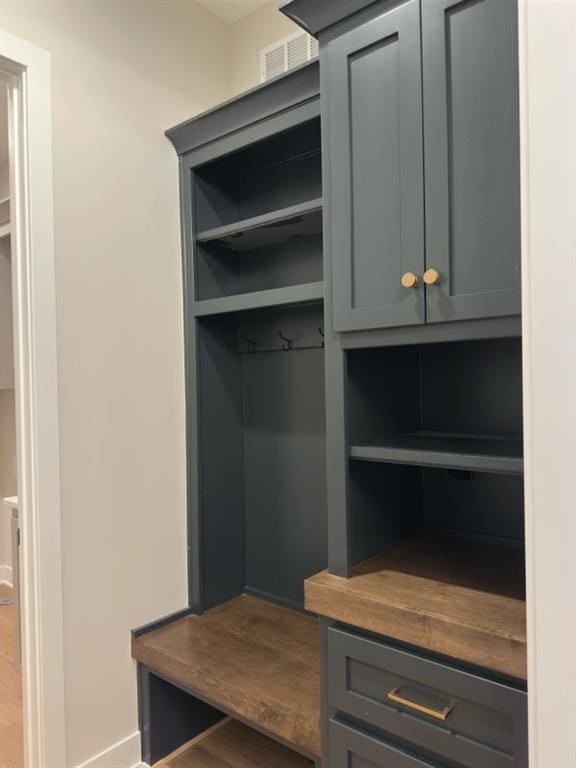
196 198 322 252
194 119 321 233
350 431 523 475
133 595 321 758
156 719 314 768
306 536 527 679
193 281 323 317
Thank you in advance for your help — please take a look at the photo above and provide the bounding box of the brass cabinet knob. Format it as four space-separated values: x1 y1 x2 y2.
423 268 441 285
401 272 419 289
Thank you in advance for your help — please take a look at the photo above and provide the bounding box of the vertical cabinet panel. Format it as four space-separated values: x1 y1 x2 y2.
423 0 521 322
327 0 425 332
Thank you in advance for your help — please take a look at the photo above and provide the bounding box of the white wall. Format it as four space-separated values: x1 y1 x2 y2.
0 3 229 766
228 3 299 95
520 1 576 766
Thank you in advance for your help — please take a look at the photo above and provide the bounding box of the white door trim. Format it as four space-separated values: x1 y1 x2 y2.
0 30 67 768
518 1 576 767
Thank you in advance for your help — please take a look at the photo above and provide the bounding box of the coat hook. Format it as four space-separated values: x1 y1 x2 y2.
278 330 294 351
318 327 325 347
245 338 258 353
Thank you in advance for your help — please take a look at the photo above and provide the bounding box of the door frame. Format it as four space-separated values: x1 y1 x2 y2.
518 1 576 766
0 30 67 767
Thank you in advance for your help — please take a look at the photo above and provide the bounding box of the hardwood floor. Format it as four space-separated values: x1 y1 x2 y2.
0 585 23 768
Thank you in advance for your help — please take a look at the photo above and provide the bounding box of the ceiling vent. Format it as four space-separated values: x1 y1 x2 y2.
261 31 319 83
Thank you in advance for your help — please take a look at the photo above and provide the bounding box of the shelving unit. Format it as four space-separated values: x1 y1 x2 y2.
193 119 323 303
193 281 323 317
132 66 326 768
195 198 322 251
350 432 523 475
136 13 528 764
345 337 525 561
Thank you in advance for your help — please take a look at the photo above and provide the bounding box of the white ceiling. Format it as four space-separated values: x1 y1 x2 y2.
197 0 269 24
0 83 8 166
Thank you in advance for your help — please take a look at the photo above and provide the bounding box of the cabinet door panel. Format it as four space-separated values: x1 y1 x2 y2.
423 0 521 322
328 0 425 332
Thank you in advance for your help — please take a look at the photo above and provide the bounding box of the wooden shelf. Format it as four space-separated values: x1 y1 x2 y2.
193 281 324 317
305 537 527 679
350 432 523 475
196 198 323 252
132 595 321 758
156 718 314 768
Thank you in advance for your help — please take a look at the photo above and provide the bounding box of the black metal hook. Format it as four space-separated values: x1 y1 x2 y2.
318 327 325 347
278 330 294 351
245 338 258 353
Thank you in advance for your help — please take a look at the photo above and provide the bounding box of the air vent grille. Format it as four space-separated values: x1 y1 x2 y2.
261 31 319 83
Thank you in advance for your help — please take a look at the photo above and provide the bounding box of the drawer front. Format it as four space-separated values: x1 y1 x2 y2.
330 719 440 768
327 626 528 768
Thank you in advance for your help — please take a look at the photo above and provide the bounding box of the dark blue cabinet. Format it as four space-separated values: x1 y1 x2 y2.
327 0 425 332
422 0 521 323
327 0 521 332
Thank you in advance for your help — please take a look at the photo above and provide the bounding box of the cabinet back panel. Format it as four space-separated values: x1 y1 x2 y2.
196 234 323 301
420 338 523 437
347 338 523 442
422 469 525 542
197 305 327 610
349 462 524 565
244 347 327 607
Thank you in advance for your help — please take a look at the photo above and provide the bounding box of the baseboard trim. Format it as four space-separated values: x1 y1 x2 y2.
74 731 142 768
0 564 13 586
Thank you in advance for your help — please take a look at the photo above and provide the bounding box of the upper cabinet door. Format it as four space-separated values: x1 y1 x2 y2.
422 0 521 323
328 0 425 332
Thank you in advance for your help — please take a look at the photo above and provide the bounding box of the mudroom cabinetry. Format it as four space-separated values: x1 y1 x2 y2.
131 1 527 767
324 0 521 332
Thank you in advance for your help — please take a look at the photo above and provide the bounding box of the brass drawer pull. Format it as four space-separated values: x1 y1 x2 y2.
387 688 453 721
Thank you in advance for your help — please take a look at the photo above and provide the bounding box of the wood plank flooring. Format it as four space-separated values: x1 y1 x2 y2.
0 585 23 768
156 718 314 768
306 536 527 679
133 595 321 758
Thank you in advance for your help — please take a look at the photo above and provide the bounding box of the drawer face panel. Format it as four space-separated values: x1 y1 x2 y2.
327 626 528 768
330 719 439 768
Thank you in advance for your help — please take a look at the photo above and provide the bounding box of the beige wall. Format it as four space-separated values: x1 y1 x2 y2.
228 3 299 96
0 3 229 765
